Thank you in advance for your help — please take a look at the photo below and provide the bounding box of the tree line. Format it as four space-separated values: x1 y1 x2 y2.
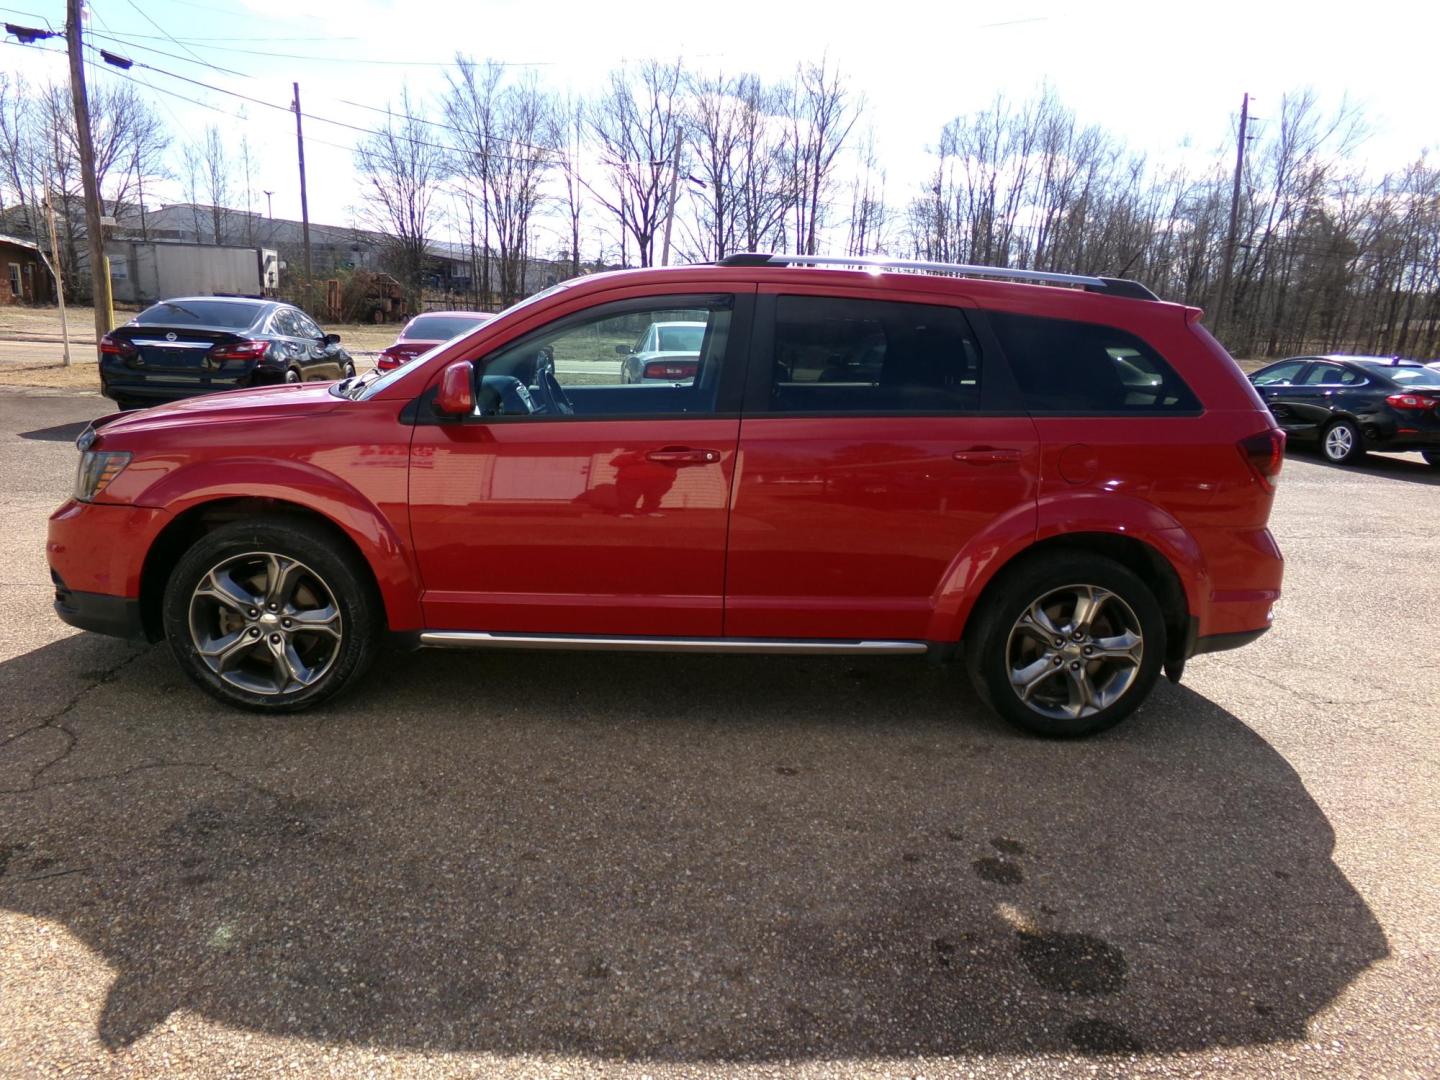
3 60 1440 359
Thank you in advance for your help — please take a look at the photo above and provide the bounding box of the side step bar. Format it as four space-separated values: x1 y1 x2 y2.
419 632 928 656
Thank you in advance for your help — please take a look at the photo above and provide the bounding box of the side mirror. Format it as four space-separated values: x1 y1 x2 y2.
435 360 474 416
323 332 341 347
614 344 632 355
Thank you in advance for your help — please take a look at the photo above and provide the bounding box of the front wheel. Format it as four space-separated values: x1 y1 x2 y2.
162 517 382 711
965 553 1166 738
285 367 302 384
1321 418 1365 464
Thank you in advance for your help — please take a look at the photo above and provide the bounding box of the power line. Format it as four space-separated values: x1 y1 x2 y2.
119 0 210 67
96 30 362 42
89 28 253 77
88 23 558 67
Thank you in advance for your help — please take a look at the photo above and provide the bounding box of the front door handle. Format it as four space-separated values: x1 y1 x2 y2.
645 446 721 466
953 446 1021 466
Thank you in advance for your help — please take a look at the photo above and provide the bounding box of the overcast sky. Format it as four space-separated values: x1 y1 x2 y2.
6 0 1439 257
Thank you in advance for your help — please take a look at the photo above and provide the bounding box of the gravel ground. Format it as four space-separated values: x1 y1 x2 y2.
0 390 1435 1079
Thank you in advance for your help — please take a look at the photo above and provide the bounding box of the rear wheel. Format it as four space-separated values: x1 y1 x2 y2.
162 517 382 711
285 367 302 384
1321 418 1365 464
965 553 1166 738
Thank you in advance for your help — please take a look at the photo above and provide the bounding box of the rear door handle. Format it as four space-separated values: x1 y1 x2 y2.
645 447 721 466
953 446 1022 466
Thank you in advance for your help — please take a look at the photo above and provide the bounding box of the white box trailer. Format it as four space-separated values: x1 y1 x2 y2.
106 240 272 305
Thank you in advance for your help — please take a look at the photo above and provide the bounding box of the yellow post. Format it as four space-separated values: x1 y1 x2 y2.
100 254 115 333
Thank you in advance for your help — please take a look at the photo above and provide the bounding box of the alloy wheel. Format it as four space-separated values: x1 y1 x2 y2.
1004 584 1144 720
188 551 343 696
1324 424 1354 461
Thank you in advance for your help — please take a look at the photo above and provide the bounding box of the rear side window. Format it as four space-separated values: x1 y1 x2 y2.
1252 361 1305 385
988 311 1201 414
767 296 981 413
1301 363 1363 386
135 300 263 330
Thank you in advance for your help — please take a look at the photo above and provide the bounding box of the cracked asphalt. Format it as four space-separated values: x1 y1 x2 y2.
1 389 1437 1079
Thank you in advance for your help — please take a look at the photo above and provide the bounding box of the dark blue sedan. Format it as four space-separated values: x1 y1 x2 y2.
1249 355 1440 467
98 297 355 410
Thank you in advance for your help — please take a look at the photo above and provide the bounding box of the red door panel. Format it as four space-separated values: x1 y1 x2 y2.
724 416 1040 640
409 418 739 635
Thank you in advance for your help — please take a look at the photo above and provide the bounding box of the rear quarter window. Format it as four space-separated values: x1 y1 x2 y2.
987 311 1201 414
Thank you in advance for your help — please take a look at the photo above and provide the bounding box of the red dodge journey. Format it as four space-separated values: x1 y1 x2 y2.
49 254 1284 736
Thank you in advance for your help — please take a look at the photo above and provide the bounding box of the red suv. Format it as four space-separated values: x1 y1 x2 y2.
47 255 1285 736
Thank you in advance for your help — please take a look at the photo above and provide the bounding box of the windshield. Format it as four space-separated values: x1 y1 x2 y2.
404 314 491 341
1357 361 1440 387
350 281 574 401
135 300 264 329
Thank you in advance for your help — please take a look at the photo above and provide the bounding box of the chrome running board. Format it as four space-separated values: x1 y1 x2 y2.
419 631 928 656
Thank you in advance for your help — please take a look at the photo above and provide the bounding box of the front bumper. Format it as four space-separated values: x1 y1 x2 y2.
52 574 147 639
48 499 169 639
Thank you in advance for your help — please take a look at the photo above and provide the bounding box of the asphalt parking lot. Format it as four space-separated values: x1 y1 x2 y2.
0 388 1436 1078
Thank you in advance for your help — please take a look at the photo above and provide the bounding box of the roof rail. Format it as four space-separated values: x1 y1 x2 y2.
716 252 1160 301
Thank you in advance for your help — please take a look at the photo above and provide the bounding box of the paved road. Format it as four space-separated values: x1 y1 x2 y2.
0 390 1435 1078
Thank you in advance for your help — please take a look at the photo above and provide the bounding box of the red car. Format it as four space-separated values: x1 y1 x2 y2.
48 255 1284 737
375 310 493 372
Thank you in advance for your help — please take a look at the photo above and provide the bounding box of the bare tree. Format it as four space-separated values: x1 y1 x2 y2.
780 58 862 255
845 128 888 256
445 59 554 305
588 60 685 267
201 125 230 243
354 88 449 303
548 91 588 277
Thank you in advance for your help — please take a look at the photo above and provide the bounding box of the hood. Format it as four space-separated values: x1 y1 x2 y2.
90 383 343 444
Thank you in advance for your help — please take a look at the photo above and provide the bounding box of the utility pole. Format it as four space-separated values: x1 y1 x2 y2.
65 0 112 348
659 133 682 267
263 190 274 219
1215 92 1250 340
291 83 313 313
43 189 71 367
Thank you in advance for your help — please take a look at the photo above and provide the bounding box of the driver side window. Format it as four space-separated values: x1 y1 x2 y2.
476 296 734 418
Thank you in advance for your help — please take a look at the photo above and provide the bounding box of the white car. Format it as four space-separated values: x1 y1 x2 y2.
618 320 707 383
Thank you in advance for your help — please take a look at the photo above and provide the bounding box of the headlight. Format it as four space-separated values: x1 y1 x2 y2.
74 451 131 502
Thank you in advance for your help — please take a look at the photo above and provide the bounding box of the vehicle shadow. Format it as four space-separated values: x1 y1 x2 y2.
1288 445 1440 485
0 635 1388 1061
17 421 90 443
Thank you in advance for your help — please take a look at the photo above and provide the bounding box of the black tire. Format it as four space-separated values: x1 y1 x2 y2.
964 552 1167 738
285 367 302 384
342 360 357 379
162 517 383 712
1320 418 1365 464
1422 451 1440 468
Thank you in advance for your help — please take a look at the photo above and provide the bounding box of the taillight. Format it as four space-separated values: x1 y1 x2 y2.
209 340 269 362
1238 428 1285 487
1386 392 1439 410
643 359 698 381
98 333 137 358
